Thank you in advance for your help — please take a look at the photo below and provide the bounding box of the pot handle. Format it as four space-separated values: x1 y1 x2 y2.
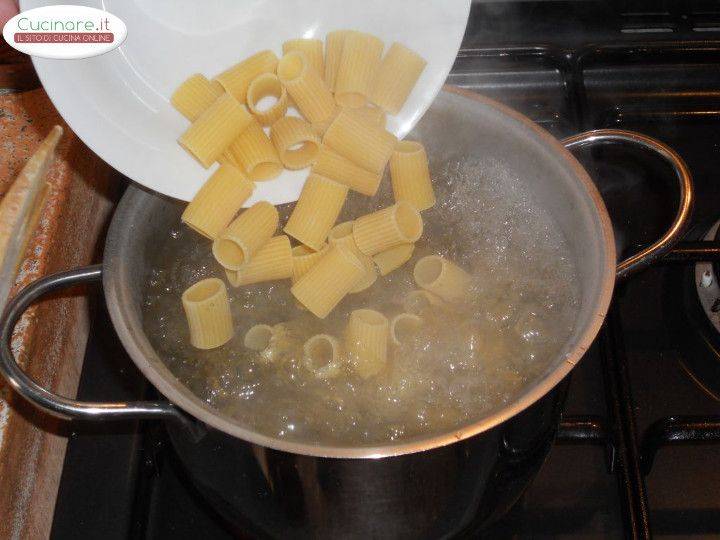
562 129 693 280
0 264 186 424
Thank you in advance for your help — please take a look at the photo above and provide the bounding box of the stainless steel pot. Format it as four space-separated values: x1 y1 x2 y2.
0 88 693 538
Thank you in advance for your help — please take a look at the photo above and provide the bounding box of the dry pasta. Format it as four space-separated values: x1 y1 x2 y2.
291 244 327 284
225 235 293 286
282 38 324 77
246 73 288 126
334 31 384 108
212 201 278 269
346 105 386 128
181 163 254 239
413 255 472 302
352 202 423 256
390 140 436 211
373 243 415 276
303 334 343 379
311 145 382 196
310 107 340 136
345 309 388 379
171 74 224 122
291 244 366 318
181 278 233 349
328 221 376 293
322 109 397 175
223 118 283 181
244 324 274 350
284 174 348 251
277 51 336 124
389 313 423 346
270 117 320 169
215 50 278 102
324 30 351 91
178 93 252 168
370 42 427 114
403 289 444 313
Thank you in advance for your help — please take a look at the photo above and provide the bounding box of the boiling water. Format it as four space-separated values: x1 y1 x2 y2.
142 157 580 446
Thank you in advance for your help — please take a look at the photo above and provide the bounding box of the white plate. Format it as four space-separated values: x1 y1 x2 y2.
21 0 469 204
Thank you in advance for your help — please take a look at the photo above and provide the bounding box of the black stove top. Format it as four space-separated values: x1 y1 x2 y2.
51 2 720 538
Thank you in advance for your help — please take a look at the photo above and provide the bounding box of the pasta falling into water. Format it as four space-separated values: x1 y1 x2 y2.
213 201 278 270
390 140 436 211
345 309 389 379
303 334 343 379
413 255 472 302
181 278 234 349
352 202 423 256
225 235 293 287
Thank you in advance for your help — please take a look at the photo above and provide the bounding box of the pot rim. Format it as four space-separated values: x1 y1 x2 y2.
104 86 616 459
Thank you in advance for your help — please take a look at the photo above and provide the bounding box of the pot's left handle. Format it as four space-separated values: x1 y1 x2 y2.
0 265 186 424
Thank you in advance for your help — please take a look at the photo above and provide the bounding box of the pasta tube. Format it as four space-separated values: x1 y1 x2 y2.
311 145 382 196
291 244 366 318
390 140 436 210
244 324 274 350
270 117 320 169
223 118 283 181
282 38 324 77
171 74 224 121
328 221 376 293
178 93 253 168
322 109 397 175
370 42 427 114
403 289 444 314
181 278 233 349
324 30 351 91
334 31 384 108
352 202 423 256
373 243 415 276
225 235 293 286
284 174 348 251
277 51 336 124
181 163 254 239
389 313 423 346
346 105 386 128
413 255 472 302
345 309 388 379
291 244 327 284
215 50 278 101
246 73 288 126
212 201 278 270
303 334 343 379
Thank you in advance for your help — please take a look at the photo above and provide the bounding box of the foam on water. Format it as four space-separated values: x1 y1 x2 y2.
142 155 580 446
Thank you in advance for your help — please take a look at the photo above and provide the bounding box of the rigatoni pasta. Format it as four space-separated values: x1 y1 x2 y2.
352 202 423 256
282 39 324 77
215 50 278 102
324 30 351 91
181 163 254 239
284 174 348 250
277 51 336 124
244 324 274 350
182 278 233 349
403 289 444 313
246 73 288 126
328 221 377 293
291 244 327 284
225 235 293 286
178 93 253 168
223 118 283 181
334 31 384 108
345 309 389 379
347 105 386 128
373 243 415 276
270 117 320 169
171 74 224 122
323 109 397 175
212 201 278 269
370 42 427 114
413 255 472 302
389 313 422 346
311 145 382 196
303 334 343 379
291 244 366 318
390 140 436 210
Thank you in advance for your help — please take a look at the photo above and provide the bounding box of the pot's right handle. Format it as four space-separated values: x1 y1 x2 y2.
0 264 188 425
562 129 694 280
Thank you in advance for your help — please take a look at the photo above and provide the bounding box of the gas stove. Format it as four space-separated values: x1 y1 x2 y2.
50 2 720 538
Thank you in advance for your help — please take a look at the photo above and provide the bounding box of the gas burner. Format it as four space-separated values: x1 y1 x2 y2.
678 219 720 401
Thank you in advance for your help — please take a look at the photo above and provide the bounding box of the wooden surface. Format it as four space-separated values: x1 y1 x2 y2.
0 55 119 539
